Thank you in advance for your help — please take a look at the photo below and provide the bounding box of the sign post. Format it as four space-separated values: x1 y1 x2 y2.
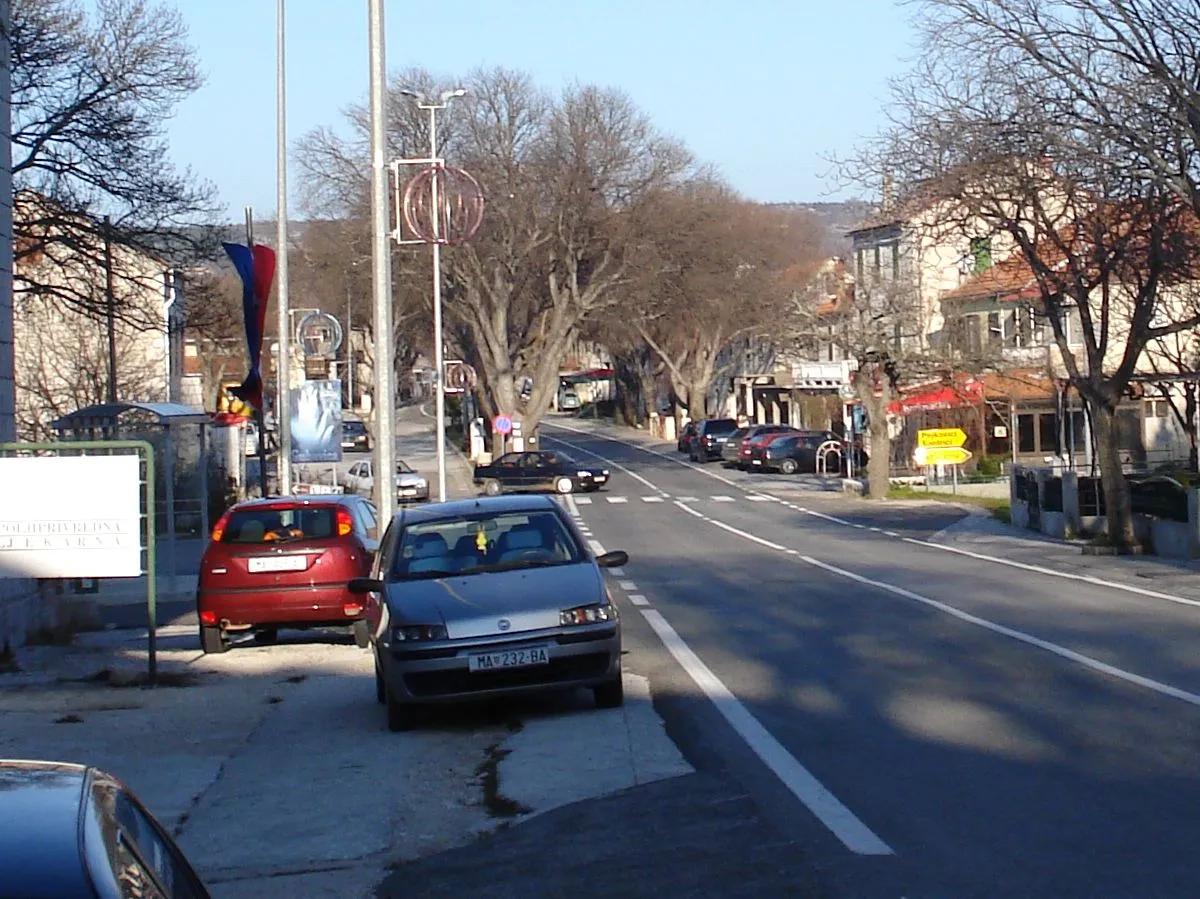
915 428 971 492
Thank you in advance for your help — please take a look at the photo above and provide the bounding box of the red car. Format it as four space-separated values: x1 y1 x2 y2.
197 495 380 654
737 425 798 468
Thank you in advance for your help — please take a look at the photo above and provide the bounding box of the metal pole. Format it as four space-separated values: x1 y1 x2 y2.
368 0 395 525
346 282 354 410
247 207 268 497
103 216 117 403
430 104 448 503
275 0 293 495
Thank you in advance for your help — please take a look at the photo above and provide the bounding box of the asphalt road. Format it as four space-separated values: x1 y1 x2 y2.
533 420 1200 899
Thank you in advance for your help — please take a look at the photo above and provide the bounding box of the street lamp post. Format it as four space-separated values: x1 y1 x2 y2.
399 88 466 504
275 0 293 495
368 0 395 524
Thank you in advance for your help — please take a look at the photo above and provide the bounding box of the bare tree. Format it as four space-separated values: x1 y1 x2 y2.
182 268 247 410
296 68 692 445
624 183 825 419
10 0 221 323
860 0 1200 544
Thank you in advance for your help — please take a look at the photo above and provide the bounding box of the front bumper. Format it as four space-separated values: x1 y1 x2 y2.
379 624 621 703
397 484 430 503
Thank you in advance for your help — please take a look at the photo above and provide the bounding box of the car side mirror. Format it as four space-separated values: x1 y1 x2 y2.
348 577 384 595
595 550 628 568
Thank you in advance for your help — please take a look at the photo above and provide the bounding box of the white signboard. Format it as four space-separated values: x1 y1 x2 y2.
0 455 142 578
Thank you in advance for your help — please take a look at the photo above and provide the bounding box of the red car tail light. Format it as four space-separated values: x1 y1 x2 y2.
336 507 354 537
210 510 233 542
343 602 363 617
199 609 218 626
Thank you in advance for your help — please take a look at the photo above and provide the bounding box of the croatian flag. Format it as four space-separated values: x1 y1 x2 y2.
222 241 277 412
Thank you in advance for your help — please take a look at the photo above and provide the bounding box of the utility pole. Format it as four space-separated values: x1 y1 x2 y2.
103 216 117 404
368 0 395 524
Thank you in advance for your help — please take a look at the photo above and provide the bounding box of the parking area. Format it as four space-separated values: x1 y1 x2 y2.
0 624 690 898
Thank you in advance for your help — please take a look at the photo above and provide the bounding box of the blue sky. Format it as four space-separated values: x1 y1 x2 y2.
168 0 917 220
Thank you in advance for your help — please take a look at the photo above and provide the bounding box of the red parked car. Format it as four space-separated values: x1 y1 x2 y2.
736 425 798 468
197 495 380 654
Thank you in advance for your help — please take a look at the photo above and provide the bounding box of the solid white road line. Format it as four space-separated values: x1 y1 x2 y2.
578 439 1200 713
548 422 1200 610
639 608 893 856
585 529 891 857
801 553 1200 709
642 496 665 503
712 495 735 502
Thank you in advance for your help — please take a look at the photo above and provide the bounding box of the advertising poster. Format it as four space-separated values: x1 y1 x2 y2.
291 379 344 464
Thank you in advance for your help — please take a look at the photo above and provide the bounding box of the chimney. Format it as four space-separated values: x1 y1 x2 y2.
881 173 895 214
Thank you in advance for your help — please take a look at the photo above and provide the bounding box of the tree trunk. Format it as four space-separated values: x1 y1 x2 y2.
685 382 709 419
855 363 893 500
1090 402 1138 549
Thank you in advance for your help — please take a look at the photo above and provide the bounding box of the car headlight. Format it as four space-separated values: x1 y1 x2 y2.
391 624 447 642
577 470 591 477
415 478 427 488
560 603 618 626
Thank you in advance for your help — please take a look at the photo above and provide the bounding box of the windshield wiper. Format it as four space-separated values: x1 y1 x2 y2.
398 569 458 580
468 558 573 574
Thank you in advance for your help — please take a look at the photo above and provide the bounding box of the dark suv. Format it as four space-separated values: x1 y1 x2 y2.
688 418 739 462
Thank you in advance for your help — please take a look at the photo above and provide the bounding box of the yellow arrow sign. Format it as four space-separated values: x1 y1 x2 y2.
914 446 973 466
917 427 968 448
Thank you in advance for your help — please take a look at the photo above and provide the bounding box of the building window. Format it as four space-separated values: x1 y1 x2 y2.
1017 413 1037 453
970 237 993 272
1060 306 1084 347
1148 399 1170 418
987 311 1003 347
1038 413 1059 454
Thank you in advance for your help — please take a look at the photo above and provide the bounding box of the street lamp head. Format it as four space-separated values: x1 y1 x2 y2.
440 88 467 103
399 87 425 102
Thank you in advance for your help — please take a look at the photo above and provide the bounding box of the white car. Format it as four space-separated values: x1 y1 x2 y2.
343 459 430 503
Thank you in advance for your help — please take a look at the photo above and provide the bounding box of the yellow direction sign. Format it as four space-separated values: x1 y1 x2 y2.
917 427 967 448
914 446 973 466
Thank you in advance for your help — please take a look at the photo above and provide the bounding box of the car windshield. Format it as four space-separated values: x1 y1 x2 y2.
706 419 737 434
343 421 366 435
221 505 337 543
396 461 414 474
392 509 582 579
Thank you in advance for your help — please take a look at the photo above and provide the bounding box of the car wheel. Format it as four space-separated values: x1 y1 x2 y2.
593 676 624 709
386 684 416 732
780 458 799 475
374 655 386 705
199 625 228 654
253 627 278 644
554 476 574 494
352 619 371 649
483 479 502 497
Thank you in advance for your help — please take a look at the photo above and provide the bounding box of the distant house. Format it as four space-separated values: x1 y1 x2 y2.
11 192 187 440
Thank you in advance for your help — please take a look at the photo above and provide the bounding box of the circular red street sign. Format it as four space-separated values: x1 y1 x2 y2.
493 415 513 435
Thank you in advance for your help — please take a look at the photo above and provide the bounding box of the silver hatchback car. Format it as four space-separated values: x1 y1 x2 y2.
351 494 628 731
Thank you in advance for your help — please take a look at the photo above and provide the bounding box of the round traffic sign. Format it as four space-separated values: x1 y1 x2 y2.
493 415 513 435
